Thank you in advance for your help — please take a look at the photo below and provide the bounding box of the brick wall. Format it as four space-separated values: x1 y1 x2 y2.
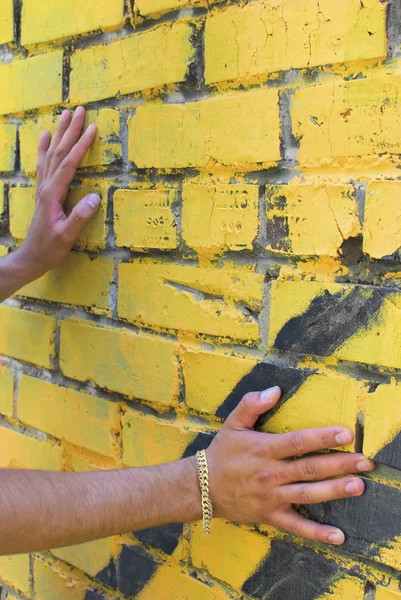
1 0 401 598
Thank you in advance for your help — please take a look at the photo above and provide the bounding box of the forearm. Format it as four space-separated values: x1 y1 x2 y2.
0 249 37 303
0 459 200 555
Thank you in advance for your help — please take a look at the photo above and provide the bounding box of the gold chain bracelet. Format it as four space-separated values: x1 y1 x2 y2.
196 449 213 535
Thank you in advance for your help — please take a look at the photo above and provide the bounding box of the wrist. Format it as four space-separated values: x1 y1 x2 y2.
167 456 202 523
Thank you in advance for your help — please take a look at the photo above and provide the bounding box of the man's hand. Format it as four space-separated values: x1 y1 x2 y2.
0 107 100 303
19 106 100 279
207 386 374 545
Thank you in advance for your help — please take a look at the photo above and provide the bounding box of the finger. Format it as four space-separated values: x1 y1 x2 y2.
43 110 71 179
48 106 87 177
279 476 365 505
36 130 51 190
281 453 375 484
52 124 97 193
57 193 101 245
273 508 346 546
269 426 354 460
225 387 281 431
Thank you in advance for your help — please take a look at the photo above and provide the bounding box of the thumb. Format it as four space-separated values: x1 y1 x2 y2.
225 387 281 431
61 193 101 243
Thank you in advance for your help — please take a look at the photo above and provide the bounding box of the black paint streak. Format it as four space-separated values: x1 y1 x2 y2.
95 558 117 588
116 545 159 598
216 362 309 425
374 431 401 471
134 523 184 555
242 541 345 600
274 287 388 356
182 431 215 458
84 591 107 600
300 479 401 560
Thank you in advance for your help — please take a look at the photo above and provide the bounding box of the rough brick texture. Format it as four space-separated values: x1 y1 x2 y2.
1 1 401 598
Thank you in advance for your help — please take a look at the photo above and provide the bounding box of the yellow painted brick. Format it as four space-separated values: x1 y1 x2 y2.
70 22 193 104
114 189 178 250
138 563 228 600
266 183 360 256
363 383 401 461
123 410 193 467
22 0 124 45
0 0 13 44
292 74 401 165
60 320 178 405
191 520 270 589
364 181 401 259
182 183 259 252
34 560 89 600
205 0 386 84
18 253 113 311
269 280 401 370
129 88 280 168
52 538 115 578
9 186 35 240
0 181 4 215
18 376 119 456
376 588 401 600
118 261 263 340
320 577 365 600
20 109 120 174
137 0 203 15
0 246 7 257
0 124 17 172
0 305 55 368
0 51 62 115
182 349 256 414
0 364 14 417
0 554 30 594
10 182 108 249
0 426 63 470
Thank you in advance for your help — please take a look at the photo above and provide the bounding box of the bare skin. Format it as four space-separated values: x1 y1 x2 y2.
0 110 375 555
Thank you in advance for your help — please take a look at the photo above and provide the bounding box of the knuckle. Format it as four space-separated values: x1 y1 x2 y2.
289 431 306 455
256 469 282 487
54 146 67 161
297 488 312 505
241 392 254 409
302 459 319 480
287 521 301 537
320 432 330 447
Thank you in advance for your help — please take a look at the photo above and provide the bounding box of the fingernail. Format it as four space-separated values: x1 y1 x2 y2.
345 479 361 495
61 109 69 119
356 459 375 472
328 529 345 545
86 194 100 209
260 386 280 405
75 105 84 114
335 431 353 445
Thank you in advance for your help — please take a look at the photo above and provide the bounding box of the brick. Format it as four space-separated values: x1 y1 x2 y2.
118 261 263 341
182 350 257 414
0 51 62 115
363 383 401 470
137 0 203 15
129 88 280 168
0 246 7 257
0 554 30 594
205 0 386 84
53 538 115 579
18 376 119 456
18 253 113 312
60 320 178 405
182 183 259 252
70 22 193 104
0 0 13 44
269 280 401 370
0 426 63 470
114 188 178 250
34 560 91 600
9 187 35 240
137 562 228 600
0 364 14 417
292 74 401 165
0 181 4 217
363 181 401 259
20 109 120 174
10 182 108 249
0 124 17 172
0 306 55 368
122 410 193 467
376 589 401 600
191 520 270 589
266 183 360 256
21 0 124 45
